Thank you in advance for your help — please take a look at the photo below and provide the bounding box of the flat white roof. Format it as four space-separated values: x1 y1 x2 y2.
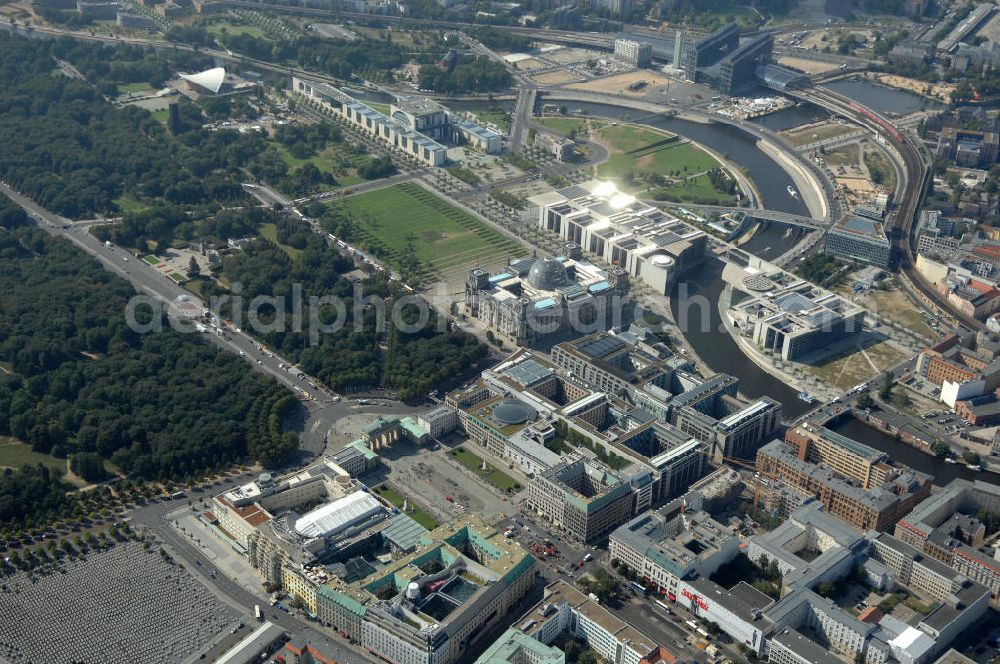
294 491 383 539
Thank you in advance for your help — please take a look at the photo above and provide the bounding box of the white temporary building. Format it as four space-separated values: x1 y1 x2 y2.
294 490 384 539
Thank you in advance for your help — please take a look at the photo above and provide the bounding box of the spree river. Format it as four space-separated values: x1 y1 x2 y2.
529 100 814 416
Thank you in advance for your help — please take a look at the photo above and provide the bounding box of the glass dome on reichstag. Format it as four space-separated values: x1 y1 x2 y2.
526 257 572 291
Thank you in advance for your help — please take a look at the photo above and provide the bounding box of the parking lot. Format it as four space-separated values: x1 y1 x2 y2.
0 541 239 664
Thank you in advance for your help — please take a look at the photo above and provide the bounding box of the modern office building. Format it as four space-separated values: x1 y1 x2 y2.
673 394 782 463
676 577 774 656
682 23 740 82
729 280 867 361
474 628 565 664
292 77 448 166
551 330 678 397
465 255 629 346
614 38 653 67
718 34 774 95
746 501 869 593
528 180 707 295
311 516 534 664
755 440 932 533
825 213 892 268
527 456 634 542
609 502 739 600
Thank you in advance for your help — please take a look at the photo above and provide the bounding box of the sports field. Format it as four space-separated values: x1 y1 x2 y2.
334 182 524 282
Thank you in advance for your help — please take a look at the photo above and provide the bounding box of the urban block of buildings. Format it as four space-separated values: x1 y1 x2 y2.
445 336 780 539
609 499 739 600
291 77 503 166
464 254 629 346
480 581 677 664
212 451 537 664
754 435 932 533
895 478 1000 605
729 275 867 362
527 456 634 543
916 332 1000 407
527 180 708 296
672 500 990 664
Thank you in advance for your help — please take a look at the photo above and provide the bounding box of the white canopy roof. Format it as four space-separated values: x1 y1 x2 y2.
180 67 226 94
294 491 383 539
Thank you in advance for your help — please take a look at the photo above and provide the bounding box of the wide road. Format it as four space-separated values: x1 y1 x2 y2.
129 476 381 664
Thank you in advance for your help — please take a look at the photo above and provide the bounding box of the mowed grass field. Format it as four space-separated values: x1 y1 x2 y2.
335 182 524 281
596 124 720 184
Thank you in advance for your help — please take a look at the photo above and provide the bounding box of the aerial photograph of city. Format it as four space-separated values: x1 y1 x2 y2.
6 0 1000 661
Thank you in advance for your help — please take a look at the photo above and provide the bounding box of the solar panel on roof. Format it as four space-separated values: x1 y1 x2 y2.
556 185 590 199
576 335 626 358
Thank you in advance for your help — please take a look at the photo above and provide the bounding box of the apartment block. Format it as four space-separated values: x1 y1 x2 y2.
755 440 931 533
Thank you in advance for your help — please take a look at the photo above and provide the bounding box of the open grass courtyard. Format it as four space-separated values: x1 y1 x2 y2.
332 182 524 282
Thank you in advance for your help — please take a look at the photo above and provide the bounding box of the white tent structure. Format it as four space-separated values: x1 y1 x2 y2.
179 67 226 95
294 491 384 539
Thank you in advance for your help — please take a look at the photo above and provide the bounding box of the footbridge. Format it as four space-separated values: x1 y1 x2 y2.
655 202 829 229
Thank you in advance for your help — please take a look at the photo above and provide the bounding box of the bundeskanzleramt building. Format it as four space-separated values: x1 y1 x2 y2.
527 456 634 543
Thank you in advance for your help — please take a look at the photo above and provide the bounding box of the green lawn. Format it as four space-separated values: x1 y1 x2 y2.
365 101 392 116
450 448 521 493
596 124 720 186
536 117 603 135
472 109 511 132
142 255 161 265
118 82 154 95
375 485 439 529
204 21 269 40
0 439 66 475
150 108 170 125
332 182 524 281
260 222 303 261
271 141 368 188
648 174 737 205
114 193 149 214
